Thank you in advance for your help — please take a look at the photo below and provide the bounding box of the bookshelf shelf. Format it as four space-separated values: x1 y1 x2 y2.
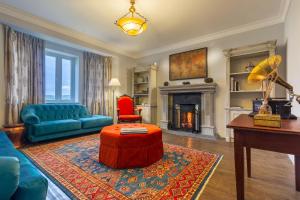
230 90 262 93
134 82 149 85
230 72 250 76
134 93 149 96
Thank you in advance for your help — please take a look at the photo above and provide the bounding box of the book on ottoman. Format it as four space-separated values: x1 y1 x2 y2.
120 127 148 134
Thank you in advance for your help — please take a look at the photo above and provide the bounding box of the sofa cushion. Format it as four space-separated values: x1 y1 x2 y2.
0 132 48 200
0 157 20 200
13 163 48 200
33 119 81 136
80 115 113 129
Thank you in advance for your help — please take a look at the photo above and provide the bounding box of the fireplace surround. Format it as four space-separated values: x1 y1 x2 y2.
159 83 217 137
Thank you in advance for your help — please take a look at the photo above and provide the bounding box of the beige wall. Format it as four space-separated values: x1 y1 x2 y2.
136 24 285 138
285 0 300 117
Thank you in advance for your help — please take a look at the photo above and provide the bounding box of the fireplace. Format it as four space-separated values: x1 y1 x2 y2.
159 84 216 137
168 93 201 133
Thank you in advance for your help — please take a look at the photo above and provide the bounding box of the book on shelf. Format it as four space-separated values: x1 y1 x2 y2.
230 77 240 91
230 77 234 91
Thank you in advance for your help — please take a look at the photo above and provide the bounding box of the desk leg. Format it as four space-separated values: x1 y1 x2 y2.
234 131 244 200
295 155 300 191
246 147 251 178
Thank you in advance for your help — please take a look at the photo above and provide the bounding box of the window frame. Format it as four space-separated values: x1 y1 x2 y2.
45 50 78 103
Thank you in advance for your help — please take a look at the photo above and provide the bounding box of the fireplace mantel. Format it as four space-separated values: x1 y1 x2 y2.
159 83 217 138
159 83 217 94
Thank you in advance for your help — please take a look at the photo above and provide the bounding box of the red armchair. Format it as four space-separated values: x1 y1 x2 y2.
117 95 142 123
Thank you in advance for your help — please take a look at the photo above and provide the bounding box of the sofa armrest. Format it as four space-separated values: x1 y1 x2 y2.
22 112 40 125
0 157 20 199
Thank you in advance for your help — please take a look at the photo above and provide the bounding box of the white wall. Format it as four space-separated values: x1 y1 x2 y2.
285 0 300 117
137 24 285 138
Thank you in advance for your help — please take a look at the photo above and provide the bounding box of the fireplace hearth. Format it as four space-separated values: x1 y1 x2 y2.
168 93 201 133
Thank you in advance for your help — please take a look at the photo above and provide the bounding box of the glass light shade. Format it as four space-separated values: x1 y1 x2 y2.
116 17 147 36
109 78 121 87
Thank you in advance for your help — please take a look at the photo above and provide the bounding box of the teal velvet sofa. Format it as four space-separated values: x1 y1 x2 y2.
21 104 113 142
0 132 48 200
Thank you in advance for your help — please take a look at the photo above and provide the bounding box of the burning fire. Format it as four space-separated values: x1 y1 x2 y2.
181 112 193 128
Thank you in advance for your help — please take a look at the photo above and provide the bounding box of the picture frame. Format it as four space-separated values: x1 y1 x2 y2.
169 47 208 80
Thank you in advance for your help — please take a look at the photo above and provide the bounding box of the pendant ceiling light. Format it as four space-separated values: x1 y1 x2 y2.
115 0 147 36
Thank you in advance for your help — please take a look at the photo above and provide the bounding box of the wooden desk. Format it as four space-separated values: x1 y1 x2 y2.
227 114 300 200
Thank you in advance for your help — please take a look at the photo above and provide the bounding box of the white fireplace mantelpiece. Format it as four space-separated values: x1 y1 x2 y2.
159 83 217 137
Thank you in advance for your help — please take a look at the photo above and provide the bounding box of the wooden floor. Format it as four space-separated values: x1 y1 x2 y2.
163 132 300 200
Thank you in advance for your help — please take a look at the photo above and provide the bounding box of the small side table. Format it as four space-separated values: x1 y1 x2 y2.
2 124 25 148
227 114 300 200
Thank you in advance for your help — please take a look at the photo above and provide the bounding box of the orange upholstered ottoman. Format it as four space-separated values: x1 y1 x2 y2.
99 124 163 169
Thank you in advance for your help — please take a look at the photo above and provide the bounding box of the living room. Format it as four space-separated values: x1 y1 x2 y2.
0 0 300 199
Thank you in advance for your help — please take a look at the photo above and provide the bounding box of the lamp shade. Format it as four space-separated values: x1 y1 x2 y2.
115 0 148 36
109 78 121 87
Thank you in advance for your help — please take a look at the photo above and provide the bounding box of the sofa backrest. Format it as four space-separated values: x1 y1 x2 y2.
21 104 91 122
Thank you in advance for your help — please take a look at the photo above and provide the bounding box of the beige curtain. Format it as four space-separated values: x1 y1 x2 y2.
4 25 45 124
104 57 113 116
83 52 112 115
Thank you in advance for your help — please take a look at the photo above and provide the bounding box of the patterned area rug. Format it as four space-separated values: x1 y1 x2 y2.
21 134 222 200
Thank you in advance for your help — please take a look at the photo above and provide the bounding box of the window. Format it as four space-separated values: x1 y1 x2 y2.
45 50 79 103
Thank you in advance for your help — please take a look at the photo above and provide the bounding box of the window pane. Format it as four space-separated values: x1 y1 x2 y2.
61 58 72 100
45 55 56 101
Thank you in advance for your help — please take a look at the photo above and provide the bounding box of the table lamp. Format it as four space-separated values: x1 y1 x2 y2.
109 78 121 121
248 55 300 127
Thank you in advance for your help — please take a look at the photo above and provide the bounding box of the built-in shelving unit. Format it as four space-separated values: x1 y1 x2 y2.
132 64 158 124
224 40 277 142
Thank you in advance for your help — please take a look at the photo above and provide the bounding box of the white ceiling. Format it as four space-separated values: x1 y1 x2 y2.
0 0 289 58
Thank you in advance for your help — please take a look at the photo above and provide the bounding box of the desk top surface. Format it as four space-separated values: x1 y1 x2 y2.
227 114 300 135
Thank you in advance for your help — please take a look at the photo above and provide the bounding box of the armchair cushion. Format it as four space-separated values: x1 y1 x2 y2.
0 156 20 200
119 115 142 121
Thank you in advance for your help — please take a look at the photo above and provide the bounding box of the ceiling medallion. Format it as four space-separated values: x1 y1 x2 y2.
115 0 147 36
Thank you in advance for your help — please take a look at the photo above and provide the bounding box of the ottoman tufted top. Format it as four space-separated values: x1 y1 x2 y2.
100 124 162 148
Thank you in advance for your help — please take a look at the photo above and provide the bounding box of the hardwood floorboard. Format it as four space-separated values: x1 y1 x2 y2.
163 132 300 200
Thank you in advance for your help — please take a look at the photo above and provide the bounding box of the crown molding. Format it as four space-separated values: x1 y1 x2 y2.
137 0 291 59
0 3 135 58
